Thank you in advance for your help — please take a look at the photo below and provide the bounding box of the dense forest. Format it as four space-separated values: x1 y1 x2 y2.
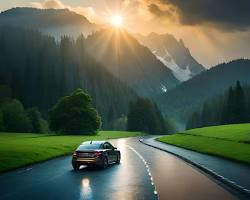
0 26 137 129
187 81 250 129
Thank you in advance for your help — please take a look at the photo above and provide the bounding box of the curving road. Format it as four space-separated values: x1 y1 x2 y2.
0 137 239 200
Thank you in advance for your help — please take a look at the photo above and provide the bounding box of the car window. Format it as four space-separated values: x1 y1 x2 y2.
103 143 113 149
77 144 101 150
107 143 114 149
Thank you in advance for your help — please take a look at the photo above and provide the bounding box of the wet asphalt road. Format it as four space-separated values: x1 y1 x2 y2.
0 137 238 200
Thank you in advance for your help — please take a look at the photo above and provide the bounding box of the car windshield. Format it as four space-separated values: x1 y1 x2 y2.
77 144 101 150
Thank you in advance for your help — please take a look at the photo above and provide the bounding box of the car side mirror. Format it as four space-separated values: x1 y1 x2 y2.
113 147 117 150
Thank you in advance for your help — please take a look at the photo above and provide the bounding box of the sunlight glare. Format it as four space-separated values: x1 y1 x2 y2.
111 15 123 28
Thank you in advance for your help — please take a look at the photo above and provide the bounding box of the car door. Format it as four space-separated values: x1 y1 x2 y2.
106 142 117 162
103 143 112 163
103 142 116 163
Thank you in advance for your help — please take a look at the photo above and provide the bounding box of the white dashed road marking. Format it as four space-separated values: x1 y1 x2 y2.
126 145 159 199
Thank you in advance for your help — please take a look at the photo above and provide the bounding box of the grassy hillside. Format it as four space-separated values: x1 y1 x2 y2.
157 124 250 164
0 131 143 173
185 124 250 143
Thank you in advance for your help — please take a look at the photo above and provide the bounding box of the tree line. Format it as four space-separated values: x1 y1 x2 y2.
0 85 172 135
0 86 101 134
187 81 250 129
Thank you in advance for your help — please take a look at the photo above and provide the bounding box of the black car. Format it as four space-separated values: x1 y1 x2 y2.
72 141 120 170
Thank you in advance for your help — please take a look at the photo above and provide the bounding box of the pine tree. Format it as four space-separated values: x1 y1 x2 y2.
127 98 168 134
222 81 247 124
222 86 234 124
201 102 210 127
186 112 201 130
234 81 247 123
107 106 115 129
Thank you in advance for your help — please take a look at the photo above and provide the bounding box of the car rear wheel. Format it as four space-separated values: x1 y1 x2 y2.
72 163 80 170
101 157 108 169
115 154 120 164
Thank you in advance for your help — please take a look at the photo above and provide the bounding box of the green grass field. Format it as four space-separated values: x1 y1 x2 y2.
0 131 143 173
157 124 250 164
184 124 250 143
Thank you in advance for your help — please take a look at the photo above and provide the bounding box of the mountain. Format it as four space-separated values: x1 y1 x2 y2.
0 7 99 38
85 29 180 97
135 32 205 81
157 59 250 124
0 7 180 98
0 26 136 129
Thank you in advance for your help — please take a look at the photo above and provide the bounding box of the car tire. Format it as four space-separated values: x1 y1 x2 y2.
102 157 108 169
72 163 80 170
115 154 120 164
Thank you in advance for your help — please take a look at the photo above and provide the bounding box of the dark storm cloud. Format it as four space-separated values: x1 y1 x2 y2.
148 3 173 18
147 0 250 31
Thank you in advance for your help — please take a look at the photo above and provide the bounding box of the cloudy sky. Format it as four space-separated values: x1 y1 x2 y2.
1 0 250 67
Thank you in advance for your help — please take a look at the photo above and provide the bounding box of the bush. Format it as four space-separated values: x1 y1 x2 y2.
26 107 49 133
1 99 32 132
49 89 101 134
127 98 167 134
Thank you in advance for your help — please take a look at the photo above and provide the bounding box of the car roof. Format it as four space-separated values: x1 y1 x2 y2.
81 141 106 145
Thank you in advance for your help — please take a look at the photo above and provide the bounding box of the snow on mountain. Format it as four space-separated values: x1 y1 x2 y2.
154 48 192 81
84 29 180 98
135 33 205 82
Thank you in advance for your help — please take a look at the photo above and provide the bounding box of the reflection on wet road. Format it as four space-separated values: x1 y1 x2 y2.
0 137 238 200
80 178 92 199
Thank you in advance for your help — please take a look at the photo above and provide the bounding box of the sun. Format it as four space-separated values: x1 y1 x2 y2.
111 15 123 28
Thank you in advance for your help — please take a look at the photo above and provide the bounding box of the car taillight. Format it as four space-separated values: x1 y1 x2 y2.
93 152 102 157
